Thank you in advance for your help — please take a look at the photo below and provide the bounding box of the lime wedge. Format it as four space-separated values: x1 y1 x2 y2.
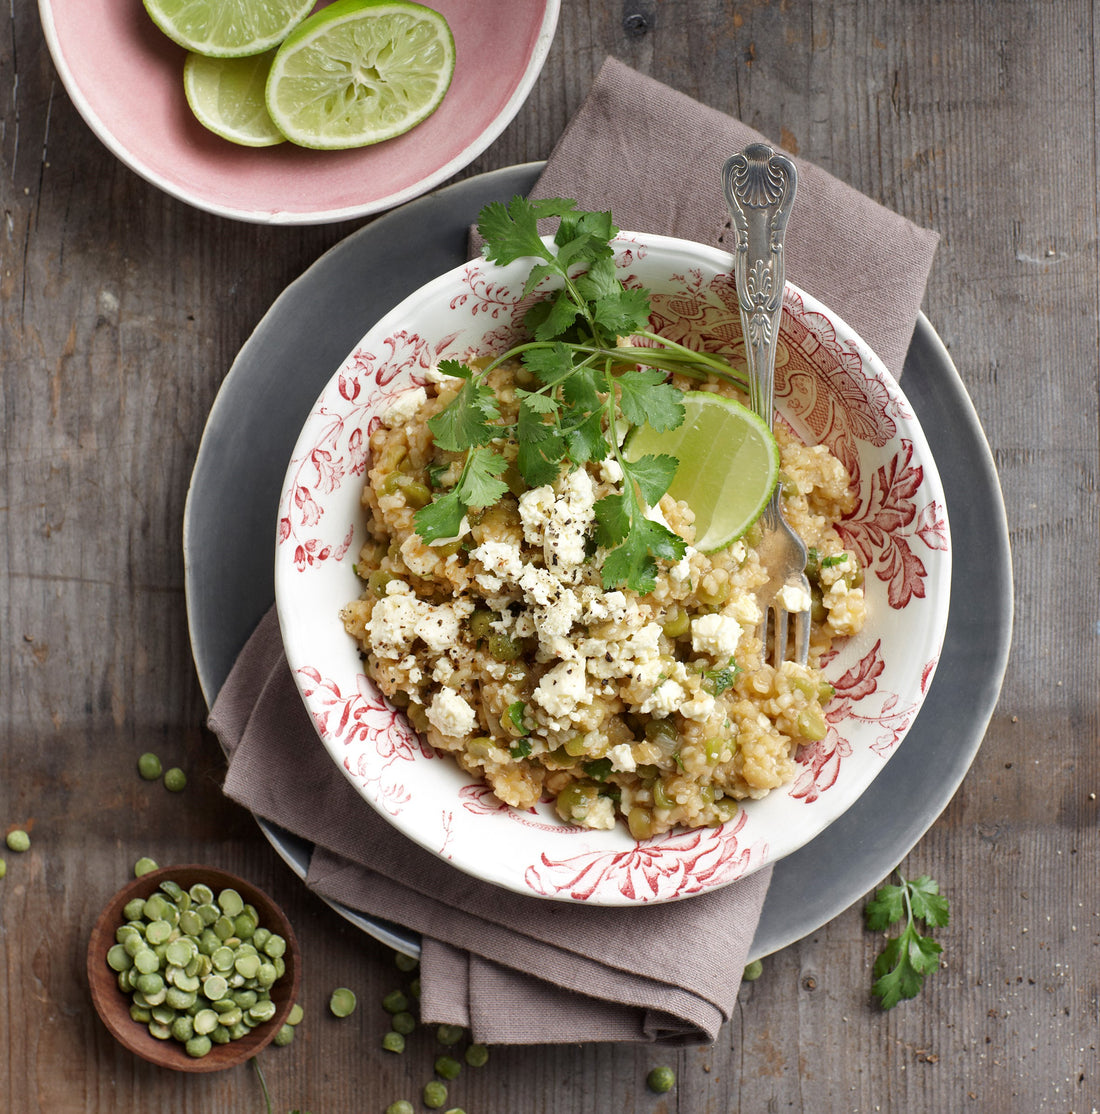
265 0 456 150
184 51 286 147
624 391 780 553
143 0 314 58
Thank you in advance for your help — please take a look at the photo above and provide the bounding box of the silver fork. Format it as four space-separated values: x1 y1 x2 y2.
723 143 811 667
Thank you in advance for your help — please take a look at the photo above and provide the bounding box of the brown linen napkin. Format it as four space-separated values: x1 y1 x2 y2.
208 58 939 1046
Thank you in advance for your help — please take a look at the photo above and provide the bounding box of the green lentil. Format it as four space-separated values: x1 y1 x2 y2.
742 959 764 982
391 1010 416 1035
435 1023 465 1046
6 830 30 853
328 987 357 1018
381 1030 405 1053
647 1066 676 1094
163 767 187 792
385 1103 415 1114
423 1081 448 1109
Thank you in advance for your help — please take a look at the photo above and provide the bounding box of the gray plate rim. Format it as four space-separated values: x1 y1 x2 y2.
183 162 1013 959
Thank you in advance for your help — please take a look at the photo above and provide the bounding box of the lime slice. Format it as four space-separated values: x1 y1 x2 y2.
266 0 456 150
184 51 286 147
624 390 780 553
143 0 314 58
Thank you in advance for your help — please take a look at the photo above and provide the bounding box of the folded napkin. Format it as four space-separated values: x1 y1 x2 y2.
208 57 938 1046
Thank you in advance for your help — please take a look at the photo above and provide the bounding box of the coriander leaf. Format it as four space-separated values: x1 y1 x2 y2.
532 288 583 341
456 447 510 508
600 529 660 594
907 875 950 927
565 409 609 466
573 255 621 304
622 452 678 506
507 701 530 736
518 435 565 488
521 341 576 387
517 394 559 445
427 379 500 452
865 872 949 1009
594 492 630 547
436 358 473 380
515 388 559 414
617 369 685 431
413 491 467 543
510 740 532 759
561 363 603 412
592 285 652 337
477 196 576 265
864 883 907 932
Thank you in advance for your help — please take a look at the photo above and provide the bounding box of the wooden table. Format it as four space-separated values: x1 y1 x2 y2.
2 4 1093 1111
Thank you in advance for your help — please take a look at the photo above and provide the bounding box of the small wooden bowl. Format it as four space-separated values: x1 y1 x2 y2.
88 865 301 1072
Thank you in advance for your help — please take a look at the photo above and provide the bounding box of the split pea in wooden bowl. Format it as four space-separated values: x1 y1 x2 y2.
87 865 300 1072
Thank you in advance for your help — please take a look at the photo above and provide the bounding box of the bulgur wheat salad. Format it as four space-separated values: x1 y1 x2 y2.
341 362 866 839
340 197 867 840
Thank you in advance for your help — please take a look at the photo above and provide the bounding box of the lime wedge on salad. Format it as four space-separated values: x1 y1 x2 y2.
143 0 314 58
184 50 286 147
624 390 780 553
265 0 456 150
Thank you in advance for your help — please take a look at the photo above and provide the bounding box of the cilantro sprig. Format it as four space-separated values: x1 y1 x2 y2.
864 872 950 1009
412 196 748 592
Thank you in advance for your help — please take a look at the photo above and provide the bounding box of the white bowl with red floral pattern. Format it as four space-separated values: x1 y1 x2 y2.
274 232 951 905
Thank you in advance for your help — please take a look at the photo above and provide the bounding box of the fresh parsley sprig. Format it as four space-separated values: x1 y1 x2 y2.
412 196 747 591
865 872 950 1009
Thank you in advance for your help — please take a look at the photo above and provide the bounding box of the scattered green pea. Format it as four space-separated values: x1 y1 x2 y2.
382 989 408 1014
442 1109 468 1114
394 950 419 973
391 1010 416 1035
287 1003 304 1026
381 1031 405 1053
647 1066 676 1094
464 1043 489 1067
423 1080 448 1109
743 959 764 982
273 1024 295 1047
435 1023 465 1046
386 1103 415 1114
329 987 357 1018
163 767 187 792
0 858 6 880
133 857 158 877
434 1055 462 1080
137 752 162 780
6 830 30 853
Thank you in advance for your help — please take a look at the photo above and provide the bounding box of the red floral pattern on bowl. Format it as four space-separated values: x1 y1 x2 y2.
274 233 951 905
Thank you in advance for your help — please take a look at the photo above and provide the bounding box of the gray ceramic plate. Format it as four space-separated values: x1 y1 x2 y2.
184 163 1012 959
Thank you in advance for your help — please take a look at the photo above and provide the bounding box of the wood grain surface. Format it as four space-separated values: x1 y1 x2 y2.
2 2 1095 1112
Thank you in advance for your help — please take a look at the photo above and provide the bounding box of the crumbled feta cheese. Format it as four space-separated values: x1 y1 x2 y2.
728 591 762 627
599 457 623 485
669 546 698 587
426 689 477 739
518 484 555 548
367 589 429 659
776 582 812 613
471 538 526 592
679 689 718 722
400 533 439 576
533 660 589 720
517 565 560 608
381 386 427 428
543 468 595 572
640 679 686 717
579 795 617 830
607 743 637 773
691 613 744 659
415 603 462 655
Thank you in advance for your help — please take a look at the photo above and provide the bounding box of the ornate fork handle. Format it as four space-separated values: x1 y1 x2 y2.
721 143 797 423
